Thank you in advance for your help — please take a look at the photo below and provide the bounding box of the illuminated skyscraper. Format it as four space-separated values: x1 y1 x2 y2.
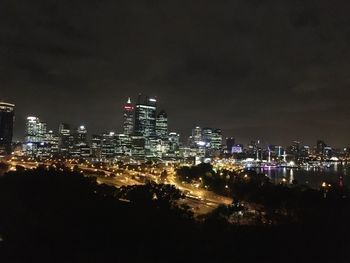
101 131 116 160
168 132 180 153
25 117 47 143
123 97 134 135
130 133 145 159
134 94 157 138
91 134 102 159
156 110 168 139
202 128 213 147
191 126 202 146
211 129 223 151
58 123 71 156
71 126 90 158
24 116 47 157
115 133 132 156
44 130 59 156
0 102 15 155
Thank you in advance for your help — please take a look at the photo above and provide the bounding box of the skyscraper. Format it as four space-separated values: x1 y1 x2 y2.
317 140 326 155
130 133 145 159
0 102 15 155
101 132 116 160
134 94 157 138
201 128 223 154
91 134 102 159
156 110 168 139
123 98 134 135
226 137 235 153
211 129 223 151
58 123 71 156
168 132 180 153
71 126 90 158
191 126 202 146
44 130 59 156
115 133 132 156
202 128 213 147
25 117 47 143
24 116 47 157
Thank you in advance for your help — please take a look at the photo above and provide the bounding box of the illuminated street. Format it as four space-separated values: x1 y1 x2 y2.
7 159 232 215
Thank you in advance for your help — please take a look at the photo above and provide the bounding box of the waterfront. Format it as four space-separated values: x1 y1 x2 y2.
248 163 350 189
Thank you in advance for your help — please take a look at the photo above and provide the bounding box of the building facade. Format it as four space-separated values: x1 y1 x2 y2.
0 102 15 155
123 98 134 135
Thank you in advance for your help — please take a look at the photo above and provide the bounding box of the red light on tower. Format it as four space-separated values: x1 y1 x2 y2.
123 97 134 111
124 105 134 111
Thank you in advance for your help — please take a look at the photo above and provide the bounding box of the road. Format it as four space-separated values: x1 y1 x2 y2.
7 159 232 215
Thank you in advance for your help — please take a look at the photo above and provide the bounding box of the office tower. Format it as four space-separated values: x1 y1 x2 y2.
168 132 180 153
225 137 235 153
211 129 223 151
58 123 71 156
324 146 332 159
0 102 15 155
317 140 326 155
300 145 310 158
134 94 157 138
24 116 47 157
156 110 168 139
288 141 301 156
101 132 116 160
130 133 145 159
25 117 47 143
76 125 88 144
71 126 90 158
91 134 102 159
192 126 202 145
115 133 132 156
201 128 213 147
123 98 134 135
44 130 59 156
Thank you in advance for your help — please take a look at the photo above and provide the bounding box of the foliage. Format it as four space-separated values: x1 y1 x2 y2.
0 168 349 262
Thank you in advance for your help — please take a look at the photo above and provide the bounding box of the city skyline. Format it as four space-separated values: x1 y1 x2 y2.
1 2 350 263
2 1 350 147
1 96 348 149
2 97 350 151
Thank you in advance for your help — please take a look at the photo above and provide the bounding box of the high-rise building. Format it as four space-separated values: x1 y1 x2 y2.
71 126 90 158
156 110 168 139
130 133 145 159
58 123 71 156
192 126 202 146
226 137 235 153
201 128 213 145
211 129 223 151
24 116 47 157
25 117 47 143
0 102 15 155
134 94 157 138
115 134 132 156
101 132 116 160
91 134 102 160
201 127 222 155
44 130 59 156
168 132 180 154
317 140 326 155
123 98 134 135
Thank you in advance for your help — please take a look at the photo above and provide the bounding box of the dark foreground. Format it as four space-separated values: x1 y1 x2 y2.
0 168 349 263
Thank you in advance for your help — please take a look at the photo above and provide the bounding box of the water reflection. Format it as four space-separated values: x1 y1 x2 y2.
247 164 350 189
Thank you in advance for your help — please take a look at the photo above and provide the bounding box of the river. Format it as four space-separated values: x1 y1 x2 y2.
247 163 350 189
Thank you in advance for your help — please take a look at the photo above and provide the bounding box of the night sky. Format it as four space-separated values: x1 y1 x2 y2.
1 0 350 147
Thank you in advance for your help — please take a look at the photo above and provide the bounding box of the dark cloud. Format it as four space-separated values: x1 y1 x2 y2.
1 0 350 147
